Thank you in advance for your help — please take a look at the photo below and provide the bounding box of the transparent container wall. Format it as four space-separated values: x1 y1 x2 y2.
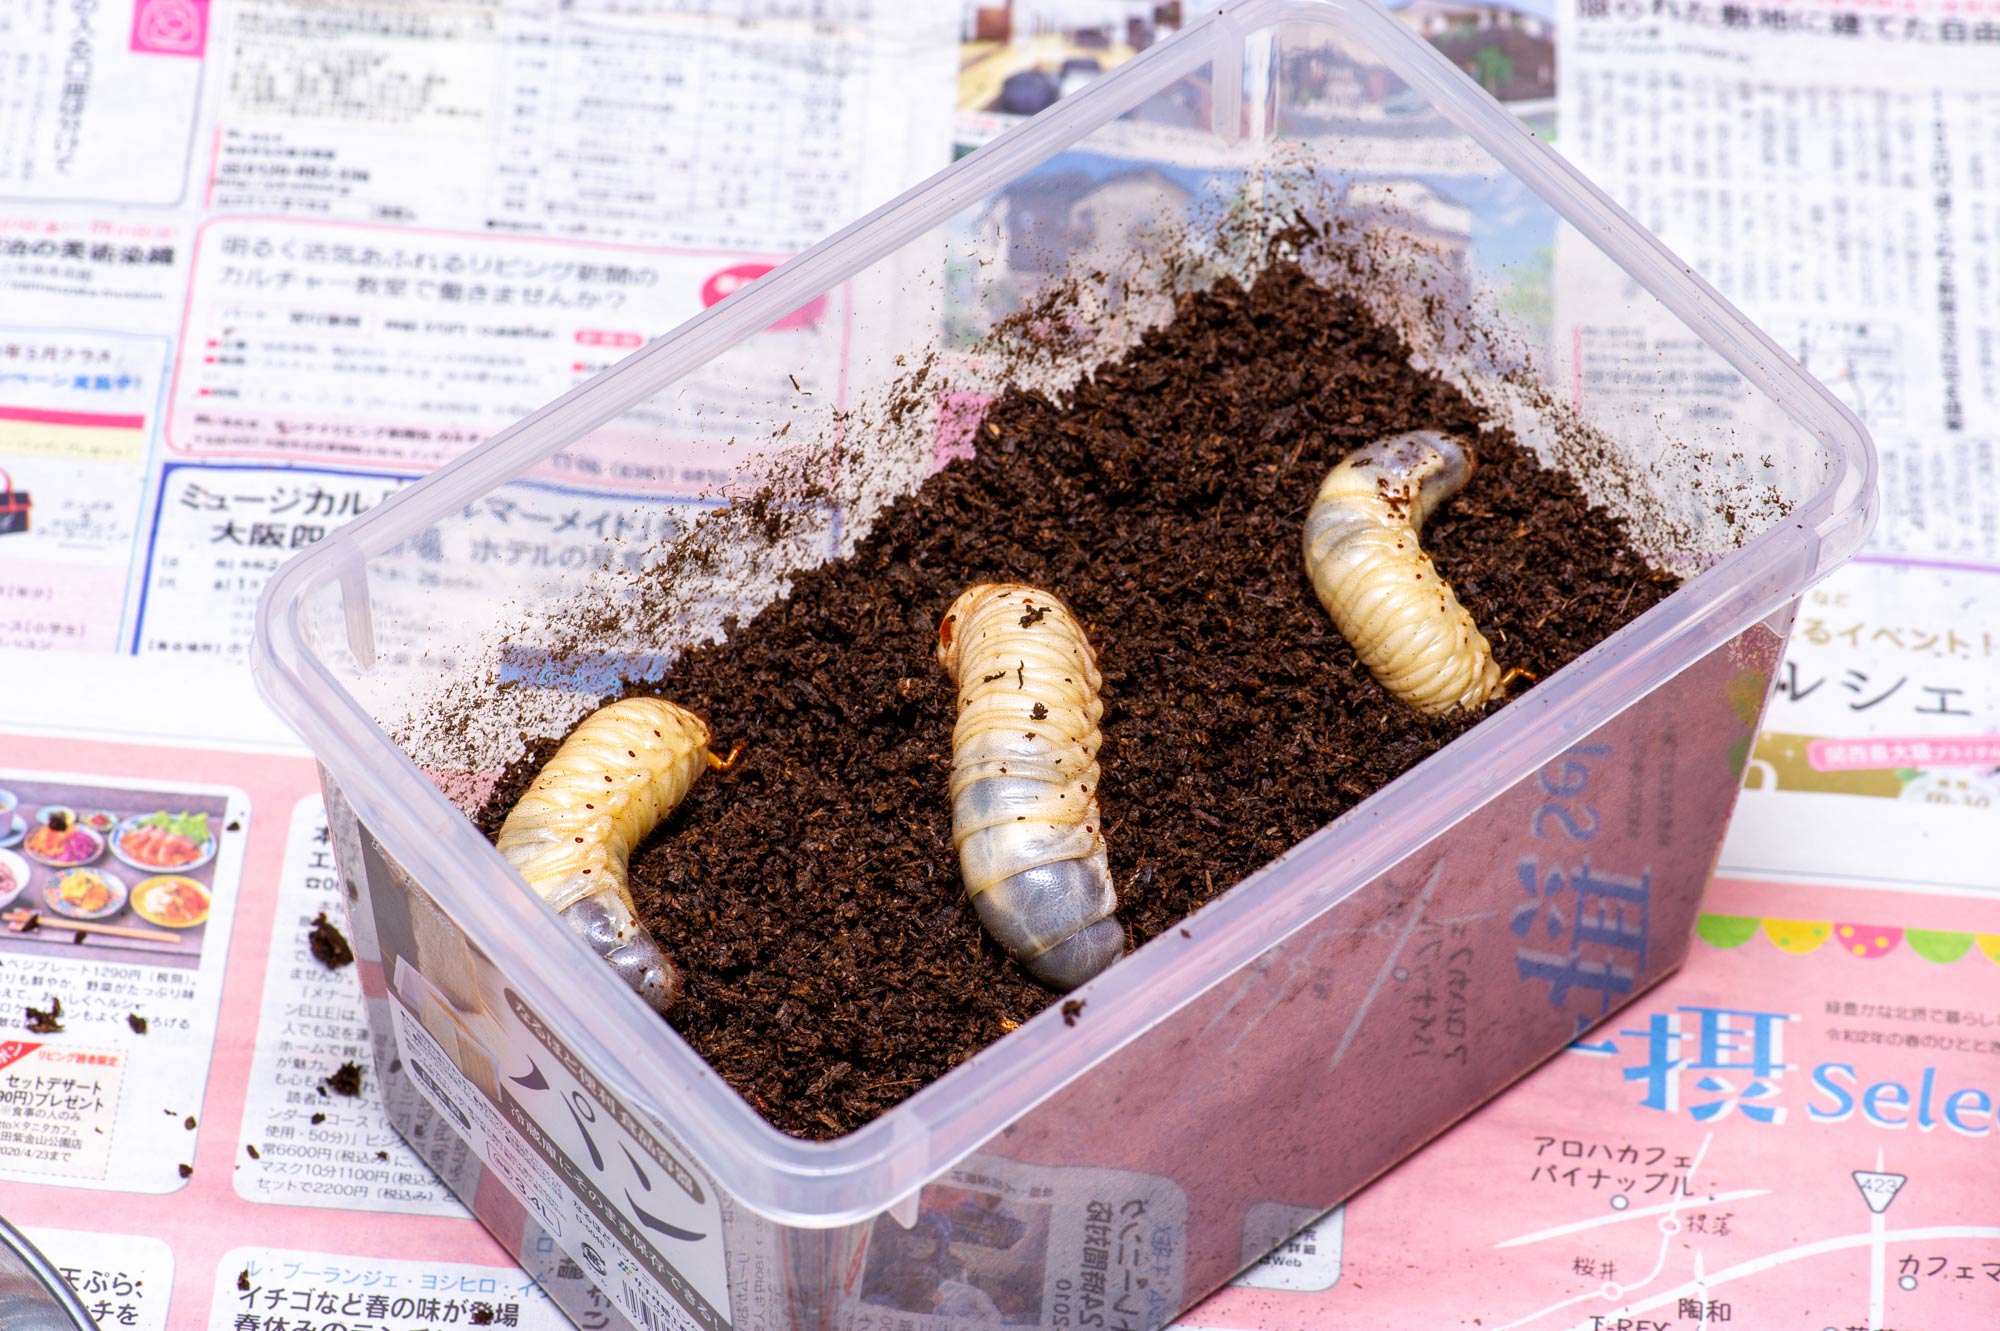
303 16 1830 801
267 7 1871 1330
0 1221 93 1331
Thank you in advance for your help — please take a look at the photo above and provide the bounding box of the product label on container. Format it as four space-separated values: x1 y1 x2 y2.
844 1157 1187 1331
1231 1202 1343 1292
388 980 732 1331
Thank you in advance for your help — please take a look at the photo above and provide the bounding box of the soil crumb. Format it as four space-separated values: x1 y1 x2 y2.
24 997 62 1035
308 911 356 969
323 1062 364 1097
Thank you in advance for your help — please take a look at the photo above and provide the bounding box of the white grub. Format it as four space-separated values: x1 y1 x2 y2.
936 583 1124 991
1303 430 1523 716
496 697 731 1011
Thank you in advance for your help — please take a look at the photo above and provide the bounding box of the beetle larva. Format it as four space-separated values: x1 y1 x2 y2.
936 583 1125 991
496 696 733 1011
1303 430 1523 716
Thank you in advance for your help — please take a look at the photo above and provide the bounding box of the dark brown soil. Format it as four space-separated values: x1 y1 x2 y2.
323 1061 364 1097
308 911 355 969
24 997 62 1034
476 263 1677 1140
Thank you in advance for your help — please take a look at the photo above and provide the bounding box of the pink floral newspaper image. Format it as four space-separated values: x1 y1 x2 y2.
1184 876 2000 1331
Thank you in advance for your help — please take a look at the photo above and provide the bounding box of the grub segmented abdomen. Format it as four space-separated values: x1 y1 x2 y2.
495 696 712 1010
1303 431 1504 717
937 583 1125 991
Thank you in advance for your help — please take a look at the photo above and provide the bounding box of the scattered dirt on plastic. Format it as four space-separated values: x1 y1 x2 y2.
24 996 62 1034
323 1062 364 1097
308 911 355 969
477 262 1677 1140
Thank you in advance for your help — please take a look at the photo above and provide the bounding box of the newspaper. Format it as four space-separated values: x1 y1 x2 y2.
0 0 956 659
0 1 1994 1328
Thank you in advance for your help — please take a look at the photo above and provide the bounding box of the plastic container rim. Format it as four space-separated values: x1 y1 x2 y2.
0 1217 96 1331
251 0 1877 1225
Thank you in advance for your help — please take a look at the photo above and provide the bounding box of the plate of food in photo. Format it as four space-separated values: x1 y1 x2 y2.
78 810 119 835
23 813 105 868
43 867 128 920
0 849 29 910
111 811 217 873
130 875 211 929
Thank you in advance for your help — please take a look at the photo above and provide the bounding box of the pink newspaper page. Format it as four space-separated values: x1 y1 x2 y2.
0 728 578 1330
1182 874 2000 1331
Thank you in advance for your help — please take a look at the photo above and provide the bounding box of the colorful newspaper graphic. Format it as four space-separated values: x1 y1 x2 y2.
1183 875 2000 1329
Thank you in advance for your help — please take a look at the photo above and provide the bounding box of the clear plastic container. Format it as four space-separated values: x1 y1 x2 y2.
0 1219 94 1331
252 3 1874 1329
